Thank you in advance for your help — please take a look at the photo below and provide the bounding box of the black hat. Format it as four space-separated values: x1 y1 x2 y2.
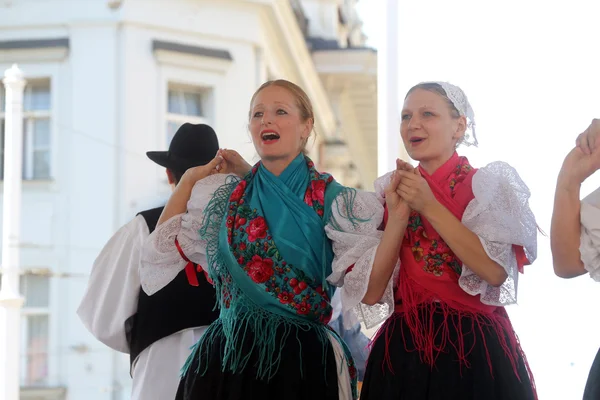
146 123 219 172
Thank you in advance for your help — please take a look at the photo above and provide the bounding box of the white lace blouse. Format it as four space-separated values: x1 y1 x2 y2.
140 162 538 330
325 161 538 329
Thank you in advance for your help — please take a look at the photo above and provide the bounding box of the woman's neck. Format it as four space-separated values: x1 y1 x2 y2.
419 151 456 175
261 153 301 176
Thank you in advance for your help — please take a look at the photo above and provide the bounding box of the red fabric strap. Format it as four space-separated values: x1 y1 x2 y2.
174 236 214 285
174 236 199 287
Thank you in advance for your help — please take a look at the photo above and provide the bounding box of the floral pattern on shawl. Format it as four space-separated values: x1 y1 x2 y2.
405 157 473 277
222 160 336 322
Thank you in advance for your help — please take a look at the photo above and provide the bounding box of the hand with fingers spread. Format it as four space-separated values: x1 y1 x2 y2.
216 148 252 177
576 119 600 155
395 168 437 215
385 159 413 223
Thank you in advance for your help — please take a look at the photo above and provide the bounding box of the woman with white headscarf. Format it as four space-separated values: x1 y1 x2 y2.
327 82 538 399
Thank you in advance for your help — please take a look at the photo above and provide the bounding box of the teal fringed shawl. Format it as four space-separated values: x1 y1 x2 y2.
183 155 365 399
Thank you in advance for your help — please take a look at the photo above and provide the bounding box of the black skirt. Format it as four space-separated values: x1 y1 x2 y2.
583 348 600 399
175 320 340 400
360 308 536 400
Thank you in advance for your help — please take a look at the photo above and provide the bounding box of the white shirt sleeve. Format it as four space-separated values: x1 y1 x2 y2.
77 216 148 353
580 186 600 281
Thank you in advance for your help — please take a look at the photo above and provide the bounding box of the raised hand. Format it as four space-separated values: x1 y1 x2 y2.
384 159 413 223
216 148 252 177
576 119 600 155
559 145 600 187
396 159 413 174
180 154 223 186
395 168 437 215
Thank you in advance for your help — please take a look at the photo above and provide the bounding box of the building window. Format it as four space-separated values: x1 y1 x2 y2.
0 79 52 180
20 274 51 386
0 273 51 387
166 84 211 149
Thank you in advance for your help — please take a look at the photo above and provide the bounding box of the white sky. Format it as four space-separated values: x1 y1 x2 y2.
356 1 600 398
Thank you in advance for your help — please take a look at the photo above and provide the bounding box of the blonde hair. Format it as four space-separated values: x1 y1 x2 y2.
248 80 316 153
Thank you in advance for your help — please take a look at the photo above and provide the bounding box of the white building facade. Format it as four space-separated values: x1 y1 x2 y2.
0 0 395 398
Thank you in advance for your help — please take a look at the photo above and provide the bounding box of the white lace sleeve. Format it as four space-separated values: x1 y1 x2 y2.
326 174 398 329
460 162 537 306
580 187 600 281
140 174 234 295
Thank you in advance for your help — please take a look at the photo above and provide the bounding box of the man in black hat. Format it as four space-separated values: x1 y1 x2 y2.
78 123 222 400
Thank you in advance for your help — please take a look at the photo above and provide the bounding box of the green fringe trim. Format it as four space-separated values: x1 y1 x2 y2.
189 174 333 381
198 175 239 308
181 174 360 398
181 176 239 378
195 302 332 381
180 335 203 377
182 317 358 399
327 187 372 232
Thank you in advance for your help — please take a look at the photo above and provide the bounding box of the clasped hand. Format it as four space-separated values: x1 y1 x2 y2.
385 158 437 221
181 149 252 187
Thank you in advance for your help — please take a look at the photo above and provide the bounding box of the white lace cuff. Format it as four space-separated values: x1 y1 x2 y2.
139 174 232 295
326 176 397 329
325 189 386 329
459 162 537 305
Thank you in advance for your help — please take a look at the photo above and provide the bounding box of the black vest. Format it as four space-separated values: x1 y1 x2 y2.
124 206 219 369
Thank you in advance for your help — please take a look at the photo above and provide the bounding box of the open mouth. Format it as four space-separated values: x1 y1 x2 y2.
409 137 425 145
261 130 280 144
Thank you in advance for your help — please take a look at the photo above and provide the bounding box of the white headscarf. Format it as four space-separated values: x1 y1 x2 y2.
419 81 478 147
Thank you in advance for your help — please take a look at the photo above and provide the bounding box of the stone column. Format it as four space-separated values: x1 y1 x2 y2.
0 64 26 400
